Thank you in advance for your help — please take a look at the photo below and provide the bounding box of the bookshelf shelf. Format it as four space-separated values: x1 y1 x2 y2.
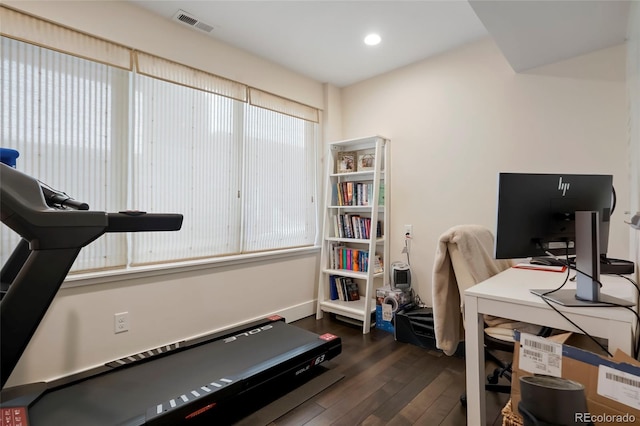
327 205 384 210
325 237 385 245
321 268 385 280
329 171 385 178
316 135 390 334
318 298 377 321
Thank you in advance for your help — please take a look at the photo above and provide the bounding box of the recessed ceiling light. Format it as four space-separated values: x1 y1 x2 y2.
364 33 381 46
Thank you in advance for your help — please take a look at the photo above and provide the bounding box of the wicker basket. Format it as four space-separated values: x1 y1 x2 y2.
502 399 523 426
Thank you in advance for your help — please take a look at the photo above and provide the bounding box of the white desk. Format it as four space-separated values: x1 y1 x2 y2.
464 267 637 426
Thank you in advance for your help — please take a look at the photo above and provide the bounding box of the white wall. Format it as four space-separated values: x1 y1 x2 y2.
3 0 324 387
341 38 630 306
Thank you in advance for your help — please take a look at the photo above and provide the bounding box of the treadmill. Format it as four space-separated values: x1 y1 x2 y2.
0 163 342 425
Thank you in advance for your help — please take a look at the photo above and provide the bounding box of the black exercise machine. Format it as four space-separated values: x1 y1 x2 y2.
0 163 341 425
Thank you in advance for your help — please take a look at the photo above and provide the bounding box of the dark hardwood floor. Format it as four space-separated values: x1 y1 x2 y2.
270 314 510 426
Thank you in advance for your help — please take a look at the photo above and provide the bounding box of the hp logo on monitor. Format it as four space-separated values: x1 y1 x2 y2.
558 177 570 196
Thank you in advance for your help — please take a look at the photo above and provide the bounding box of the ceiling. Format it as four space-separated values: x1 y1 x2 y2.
129 1 631 88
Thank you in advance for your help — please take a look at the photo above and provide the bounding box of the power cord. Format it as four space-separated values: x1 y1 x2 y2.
535 244 640 358
537 253 614 357
402 232 411 266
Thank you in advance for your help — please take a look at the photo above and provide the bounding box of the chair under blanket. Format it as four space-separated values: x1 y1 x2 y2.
431 224 551 404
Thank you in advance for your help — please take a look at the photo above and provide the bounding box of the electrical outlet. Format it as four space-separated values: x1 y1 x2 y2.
114 312 129 334
404 224 412 237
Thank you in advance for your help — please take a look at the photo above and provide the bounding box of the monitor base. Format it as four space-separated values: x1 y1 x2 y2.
530 289 634 307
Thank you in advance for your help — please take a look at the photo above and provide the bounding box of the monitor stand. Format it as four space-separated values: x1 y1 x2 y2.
531 211 634 308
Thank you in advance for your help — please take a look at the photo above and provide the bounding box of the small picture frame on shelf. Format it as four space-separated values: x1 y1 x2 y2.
336 151 356 173
357 149 376 171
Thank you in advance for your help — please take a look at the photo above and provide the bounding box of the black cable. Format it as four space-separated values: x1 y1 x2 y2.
530 241 640 357
538 294 612 357
536 246 614 357
547 267 640 358
592 301 640 358
567 269 640 358
538 244 572 296
616 274 640 293
535 244 640 357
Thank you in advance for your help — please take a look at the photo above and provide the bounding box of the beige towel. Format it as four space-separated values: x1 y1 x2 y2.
431 225 513 355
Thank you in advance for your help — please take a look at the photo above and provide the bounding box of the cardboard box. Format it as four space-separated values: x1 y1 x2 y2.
375 286 411 333
511 331 640 425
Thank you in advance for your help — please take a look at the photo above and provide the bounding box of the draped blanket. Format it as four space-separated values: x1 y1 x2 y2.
431 225 513 355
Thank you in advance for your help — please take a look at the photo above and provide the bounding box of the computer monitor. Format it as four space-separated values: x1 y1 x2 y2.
494 172 632 307
495 172 612 259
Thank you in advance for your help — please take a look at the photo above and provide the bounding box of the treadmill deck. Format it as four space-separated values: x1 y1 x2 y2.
8 319 340 425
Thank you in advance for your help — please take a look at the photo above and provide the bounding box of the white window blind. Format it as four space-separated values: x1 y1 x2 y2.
249 88 319 123
132 74 317 263
135 51 246 102
0 5 132 70
243 104 317 252
0 11 319 274
131 74 242 265
0 37 129 272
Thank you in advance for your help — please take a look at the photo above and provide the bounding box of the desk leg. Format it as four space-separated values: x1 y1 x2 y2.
465 295 486 426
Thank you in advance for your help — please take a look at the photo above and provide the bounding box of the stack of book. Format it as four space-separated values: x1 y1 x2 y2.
332 214 382 239
334 182 384 206
329 244 383 273
329 275 360 301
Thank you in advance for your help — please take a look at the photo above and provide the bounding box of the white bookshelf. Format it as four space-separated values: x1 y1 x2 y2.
316 136 390 333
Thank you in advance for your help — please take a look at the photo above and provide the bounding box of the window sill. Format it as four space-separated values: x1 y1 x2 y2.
62 246 321 289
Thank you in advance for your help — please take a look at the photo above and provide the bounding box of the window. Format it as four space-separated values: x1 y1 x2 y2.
1 37 129 271
1 36 319 273
243 104 318 253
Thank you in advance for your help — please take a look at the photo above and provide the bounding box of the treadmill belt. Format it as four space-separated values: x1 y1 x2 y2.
28 321 335 425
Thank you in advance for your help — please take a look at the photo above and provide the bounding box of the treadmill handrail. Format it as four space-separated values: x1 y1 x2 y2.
1 164 183 247
107 212 183 233
41 186 90 210
0 163 183 390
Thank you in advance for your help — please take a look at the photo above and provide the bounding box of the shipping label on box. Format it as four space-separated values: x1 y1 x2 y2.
518 333 563 377
597 365 640 411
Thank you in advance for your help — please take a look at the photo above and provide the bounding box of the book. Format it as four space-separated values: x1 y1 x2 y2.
345 278 360 301
336 276 345 300
346 182 353 205
352 249 360 271
332 215 340 239
351 215 360 239
336 214 345 238
329 275 339 300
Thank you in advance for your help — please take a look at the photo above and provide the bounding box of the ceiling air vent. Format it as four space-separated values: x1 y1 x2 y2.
172 10 214 34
